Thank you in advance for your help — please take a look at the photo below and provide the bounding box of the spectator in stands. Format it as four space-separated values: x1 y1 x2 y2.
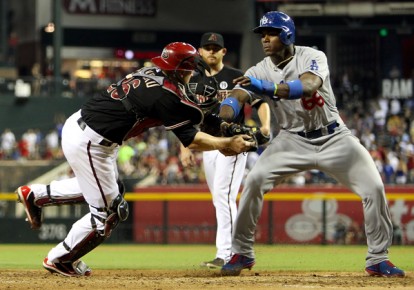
22 129 39 160
44 129 61 159
395 156 408 184
118 141 136 176
1 128 16 159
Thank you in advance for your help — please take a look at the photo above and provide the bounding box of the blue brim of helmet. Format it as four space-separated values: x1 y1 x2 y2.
253 26 282 33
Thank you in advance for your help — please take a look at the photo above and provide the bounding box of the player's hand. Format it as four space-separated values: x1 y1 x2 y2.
226 134 257 155
233 76 251 86
180 147 195 167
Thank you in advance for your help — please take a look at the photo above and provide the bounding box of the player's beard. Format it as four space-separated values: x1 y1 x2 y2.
205 56 219 66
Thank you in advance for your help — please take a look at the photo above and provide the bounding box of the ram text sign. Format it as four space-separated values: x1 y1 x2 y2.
63 0 156 16
382 79 413 99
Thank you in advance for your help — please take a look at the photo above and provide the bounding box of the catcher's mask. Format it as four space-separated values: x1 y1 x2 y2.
186 75 219 115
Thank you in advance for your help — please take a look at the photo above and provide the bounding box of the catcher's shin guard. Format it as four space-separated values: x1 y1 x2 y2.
59 215 107 263
59 194 129 262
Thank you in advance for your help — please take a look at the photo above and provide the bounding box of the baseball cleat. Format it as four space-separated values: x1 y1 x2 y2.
200 258 225 269
365 260 405 277
16 185 43 230
220 254 255 276
43 257 92 277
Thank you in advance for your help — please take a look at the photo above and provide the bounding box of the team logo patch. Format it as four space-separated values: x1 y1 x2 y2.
260 16 269 26
208 33 219 42
161 49 169 60
219 81 228 90
310 60 319 71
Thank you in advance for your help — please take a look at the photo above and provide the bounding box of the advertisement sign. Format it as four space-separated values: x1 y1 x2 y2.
132 186 414 245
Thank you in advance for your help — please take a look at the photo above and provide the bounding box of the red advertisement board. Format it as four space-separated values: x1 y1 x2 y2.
132 185 414 245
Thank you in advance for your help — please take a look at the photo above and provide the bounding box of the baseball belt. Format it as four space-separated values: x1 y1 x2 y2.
297 122 339 139
77 117 114 147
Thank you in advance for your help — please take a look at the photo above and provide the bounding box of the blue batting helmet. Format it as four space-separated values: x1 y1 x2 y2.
253 11 295 45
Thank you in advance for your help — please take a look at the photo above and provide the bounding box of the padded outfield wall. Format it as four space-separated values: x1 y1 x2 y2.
2 185 414 245
131 185 414 245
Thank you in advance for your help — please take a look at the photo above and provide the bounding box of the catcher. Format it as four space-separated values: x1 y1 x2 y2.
15 42 256 277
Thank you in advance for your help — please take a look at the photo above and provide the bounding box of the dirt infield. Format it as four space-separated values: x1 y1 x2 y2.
1 269 412 290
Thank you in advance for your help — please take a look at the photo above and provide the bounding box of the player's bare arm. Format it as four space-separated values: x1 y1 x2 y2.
187 131 254 155
257 102 271 137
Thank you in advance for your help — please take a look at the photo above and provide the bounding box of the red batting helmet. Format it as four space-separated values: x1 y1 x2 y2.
152 42 199 72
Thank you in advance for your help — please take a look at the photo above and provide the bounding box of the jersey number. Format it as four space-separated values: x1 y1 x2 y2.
107 78 140 100
301 91 325 110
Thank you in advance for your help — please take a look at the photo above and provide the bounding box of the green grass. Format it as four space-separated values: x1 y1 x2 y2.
0 244 412 272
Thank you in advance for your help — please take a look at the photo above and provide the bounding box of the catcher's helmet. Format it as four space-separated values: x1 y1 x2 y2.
253 11 295 45
152 42 199 72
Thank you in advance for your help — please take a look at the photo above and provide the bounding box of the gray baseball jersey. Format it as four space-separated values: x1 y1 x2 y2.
243 46 343 134
231 45 394 268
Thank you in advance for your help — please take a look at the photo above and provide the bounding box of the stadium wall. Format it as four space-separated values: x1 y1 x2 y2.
2 185 414 245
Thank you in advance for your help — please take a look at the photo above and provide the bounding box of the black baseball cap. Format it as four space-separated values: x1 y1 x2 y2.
200 32 224 48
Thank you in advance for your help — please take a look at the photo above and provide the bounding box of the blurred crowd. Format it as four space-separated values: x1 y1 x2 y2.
1 73 414 187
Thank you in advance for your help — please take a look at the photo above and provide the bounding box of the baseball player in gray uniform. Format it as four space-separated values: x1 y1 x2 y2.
219 11 405 277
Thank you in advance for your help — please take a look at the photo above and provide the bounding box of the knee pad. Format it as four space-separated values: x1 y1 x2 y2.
104 194 129 236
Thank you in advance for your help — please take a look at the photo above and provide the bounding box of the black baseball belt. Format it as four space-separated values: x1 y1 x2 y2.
297 122 339 139
77 117 114 147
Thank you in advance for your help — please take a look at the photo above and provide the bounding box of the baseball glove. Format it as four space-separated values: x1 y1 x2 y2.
249 126 271 146
220 123 261 152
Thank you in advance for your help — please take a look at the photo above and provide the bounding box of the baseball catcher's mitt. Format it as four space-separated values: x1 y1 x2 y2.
249 126 271 146
220 123 260 152
221 123 271 151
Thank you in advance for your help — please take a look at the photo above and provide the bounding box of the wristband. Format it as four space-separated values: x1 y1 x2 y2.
261 79 276 97
287 79 303 99
220 97 241 119
248 76 276 98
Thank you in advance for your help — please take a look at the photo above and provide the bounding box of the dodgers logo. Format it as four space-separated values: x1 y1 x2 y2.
310 60 319 71
260 16 269 26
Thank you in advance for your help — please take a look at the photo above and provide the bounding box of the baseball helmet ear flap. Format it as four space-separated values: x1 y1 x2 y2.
152 42 200 72
253 11 295 45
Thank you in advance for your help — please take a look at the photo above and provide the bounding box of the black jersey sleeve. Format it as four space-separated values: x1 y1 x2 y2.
149 90 203 147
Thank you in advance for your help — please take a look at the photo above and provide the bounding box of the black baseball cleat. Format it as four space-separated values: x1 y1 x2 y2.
16 185 43 230
43 257 92 277
221 254 255 276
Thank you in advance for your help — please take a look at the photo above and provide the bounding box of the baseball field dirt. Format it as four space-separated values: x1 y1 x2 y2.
1 269 412 290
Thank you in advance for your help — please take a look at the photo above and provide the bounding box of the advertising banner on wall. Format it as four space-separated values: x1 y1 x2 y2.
132 186 414 245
